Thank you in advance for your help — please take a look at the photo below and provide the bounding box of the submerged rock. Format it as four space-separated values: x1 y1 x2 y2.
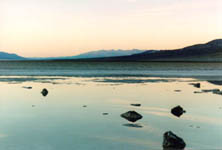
41 88 48 96
163 131 186 150
102 113 109 115
130 104 141 107
121 111 143 122
190 83 201 88
171 106 186 117
83 105 87 108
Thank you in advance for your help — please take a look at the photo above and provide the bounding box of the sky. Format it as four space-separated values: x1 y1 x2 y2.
0 0 221 57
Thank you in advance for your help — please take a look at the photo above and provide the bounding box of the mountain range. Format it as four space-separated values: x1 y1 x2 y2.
0 39 222 61
83 39 222 62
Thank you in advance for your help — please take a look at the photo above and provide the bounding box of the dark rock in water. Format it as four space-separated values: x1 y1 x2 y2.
190 83 201 88
174 90 181 92
194 91 202 94
202 89 220 93
213 90 222 95
41 88 48 96
83 105 87 108
122 123 143 128
171 106 186 117
102 113 109 115
130 104 141 107
200 89 222 95
163 131 186 149
23 86 32 89
121 111 143 122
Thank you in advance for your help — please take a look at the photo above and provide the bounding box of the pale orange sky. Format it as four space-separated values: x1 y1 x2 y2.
0 0 221 57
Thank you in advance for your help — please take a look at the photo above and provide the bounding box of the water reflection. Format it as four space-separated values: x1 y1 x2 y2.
122 123 143 128
0 76 222 150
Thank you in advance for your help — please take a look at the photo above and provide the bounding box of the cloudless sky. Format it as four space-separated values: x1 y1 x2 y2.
0 0 221 57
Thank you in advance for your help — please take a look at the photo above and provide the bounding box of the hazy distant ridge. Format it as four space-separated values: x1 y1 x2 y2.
1 39 222 61
0 52 24 60
71 49 147 59
27 49 147 60
89 39 222 62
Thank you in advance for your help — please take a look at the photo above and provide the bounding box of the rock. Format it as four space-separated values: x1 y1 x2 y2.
121 111 143 122
202 89 220 93
163 131 186 149
190 83 201 88
41 88 48 96
199 89 222 95
130 104 141 107
83 105 87 108
213 90 222 95
23 86 32 89
102 113 109 115
171 106 186 117
174 90 181 92
194 91 202 94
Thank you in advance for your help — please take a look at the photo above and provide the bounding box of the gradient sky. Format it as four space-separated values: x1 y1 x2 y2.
0 0 221 57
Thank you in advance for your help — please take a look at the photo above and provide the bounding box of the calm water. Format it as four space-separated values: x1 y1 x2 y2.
0 61 222 150
1 61 222 78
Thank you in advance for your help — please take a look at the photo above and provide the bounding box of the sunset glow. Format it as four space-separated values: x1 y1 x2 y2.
0 0 221 57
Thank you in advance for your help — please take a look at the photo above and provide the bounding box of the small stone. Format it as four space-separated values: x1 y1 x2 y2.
41 88 48 96
121 111 143 122
194 91 202 94
130 104 141 107
174 90 181 92
83 105 87 108
23 86 32 89
190 83 201 88
163 131 186 149
171 106 186 117
102 113 109 115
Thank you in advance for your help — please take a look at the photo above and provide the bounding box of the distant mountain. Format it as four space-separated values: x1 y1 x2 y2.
29 49 148 60
87 39 222 62
70 49 147 59
2 39 222 61
0 51 25 60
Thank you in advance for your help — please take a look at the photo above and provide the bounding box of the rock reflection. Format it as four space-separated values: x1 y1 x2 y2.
122 123 143 128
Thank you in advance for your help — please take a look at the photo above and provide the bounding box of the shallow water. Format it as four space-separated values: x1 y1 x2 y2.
0 76 222 150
